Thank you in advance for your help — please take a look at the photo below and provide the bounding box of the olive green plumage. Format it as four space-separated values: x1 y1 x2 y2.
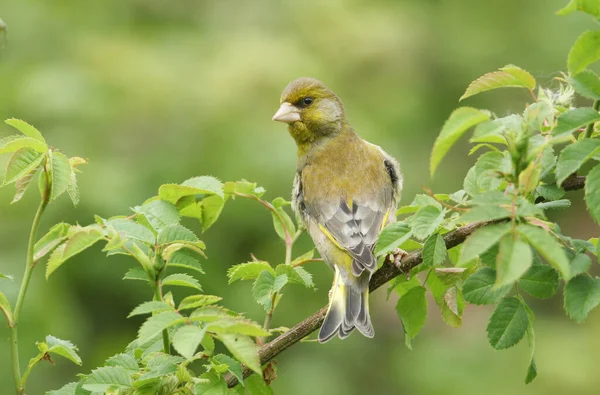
273 77 402 342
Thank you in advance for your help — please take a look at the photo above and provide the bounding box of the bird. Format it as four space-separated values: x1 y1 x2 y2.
272 77 402 342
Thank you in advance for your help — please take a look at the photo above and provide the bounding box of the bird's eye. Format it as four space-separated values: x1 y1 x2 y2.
303 97 313 106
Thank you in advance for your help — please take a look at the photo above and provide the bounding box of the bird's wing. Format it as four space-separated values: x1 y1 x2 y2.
304 191 392 276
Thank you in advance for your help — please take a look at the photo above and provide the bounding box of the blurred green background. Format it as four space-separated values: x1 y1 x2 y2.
1 0 599 394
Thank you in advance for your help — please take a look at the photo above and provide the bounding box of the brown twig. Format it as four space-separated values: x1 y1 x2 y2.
225 176 586 388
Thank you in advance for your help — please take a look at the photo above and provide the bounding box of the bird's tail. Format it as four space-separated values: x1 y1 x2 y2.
318 266 373 343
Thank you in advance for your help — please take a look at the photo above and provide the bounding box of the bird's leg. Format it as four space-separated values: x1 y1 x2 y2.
388 248 409 275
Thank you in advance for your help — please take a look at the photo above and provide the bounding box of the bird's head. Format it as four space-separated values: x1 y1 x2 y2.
273 77 346 145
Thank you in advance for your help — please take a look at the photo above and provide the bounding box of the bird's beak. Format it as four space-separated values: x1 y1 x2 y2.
272 102 301 123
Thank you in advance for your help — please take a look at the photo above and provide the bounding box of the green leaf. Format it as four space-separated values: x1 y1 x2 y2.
105 353 139 371
568 30 600 75
523 302 537 384
128 301 173 317
395 286 427 339
244 375 274 394
374 222 411 256
123 267 148 282
134 199 180 231
34 222 70 261
460 65 536 101
172 325 207 360
519 265 560 299
422 233 447 268
553 108 600 139
217 333 261 374
271 205 295 241
159 176 223 204
66 170 79 207
46 335 82 365
106 218 155 244
568 69 600 100
585 163 600 225
46 382 82 395
213 354 244 387
427 273 465 327
138 311 183 343
253 271 276 311
227 261 274 283
411 205 445 241
0 290 13 323
571 253 592 277
2 147 44 186
162 273 202 291
459 223 511 266
459 205 511 223
83 366 132 392
290 249 315 266
49 151 73 201
517 224 570 280
11 165 38 203
199 194 226 231
462 268 511 305
157 224 198 245
169 249 205 274
431 107 490 176
487 297 529 350
495 236 532 287
46 227 104 278
556 138 600 186
564 274 600 322
4 118 46 142
195 372 228 395
275 264 315 288
206 317 270 337
0 135 47 155
178 295 222 311
223 180 266 198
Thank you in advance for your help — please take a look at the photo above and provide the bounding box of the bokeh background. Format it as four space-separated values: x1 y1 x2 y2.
1 1 599 394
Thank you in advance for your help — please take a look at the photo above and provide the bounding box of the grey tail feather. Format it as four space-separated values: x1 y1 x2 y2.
318 268 374 343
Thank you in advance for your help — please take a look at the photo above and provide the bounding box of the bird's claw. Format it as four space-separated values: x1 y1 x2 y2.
388 248 408 272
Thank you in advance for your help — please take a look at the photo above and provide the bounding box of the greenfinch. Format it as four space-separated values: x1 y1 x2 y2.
273 77 402 342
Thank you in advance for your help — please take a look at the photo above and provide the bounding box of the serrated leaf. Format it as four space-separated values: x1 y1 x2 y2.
157 224 198 245
169 249 205 274
519 265 560 299
375 222 411 256
0 135 46 155
462 268 511 305
123 266 148 282
213 354 244 387
46 335 82 365
431 107 490 176
518 224 570 280
195 372 228 394
427 272 465 327
487 297 529 350
5 118 45 142
199 194 225 231
564 274 600 322
568 30 600 75
272 206 295 241
227 261 274 283
275 264 315 288
206 317 270 337
83 366 132 392
217 333 261 374
553 108 600 139
11 166 37 203
128 301 173 317
66 171 79 206
459 205 512 223
585 163 600 225
223 180 266 197
49 151 72 201
571 253 592 277
159 176 223 204
556 138 600 186
568 69 600 100
105 353 139 371
253 271 276 311
460 65 536 101
244 374 274 394
290 249 315 266
178 295 222 311
134 199 180 231
495 236 533 287
422 233 447 268
46 382 82 395
34 222 70 261
138 311 183 343
459 223 512 266
2 147 44 186
395 285 427 339
411 205 445 240
162 273 202 291
173 325 207 360
106 218 155 244
46 227 104 278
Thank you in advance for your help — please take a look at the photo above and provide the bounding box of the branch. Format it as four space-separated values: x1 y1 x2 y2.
226 175 586 387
